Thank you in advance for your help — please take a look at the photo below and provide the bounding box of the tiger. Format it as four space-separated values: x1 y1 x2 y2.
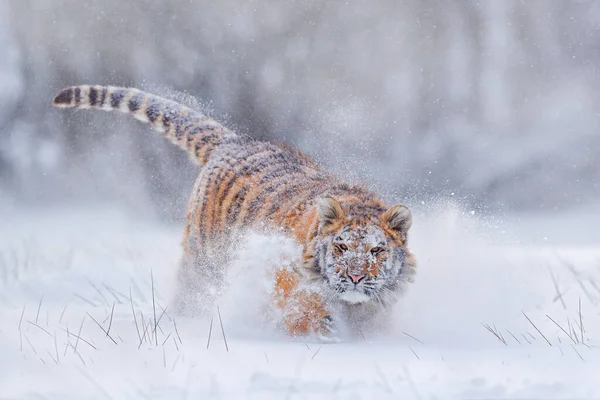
52 85 417 339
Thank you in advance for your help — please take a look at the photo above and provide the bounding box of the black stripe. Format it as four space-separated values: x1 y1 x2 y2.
264 176 312 217
236 156 298 224
53 88 73 105
243 169 308 223
202 157 238 235
347 204 386 214
194 132 221 154
177 117 197 140
211 146 263 228
199 138 224 163
216 150 275 222
110 90 125 108
99 87 108 107
128 93 144 112
162 106 174 128
74 87 81 106
226 186 248 225
145 100 161 122
88 87 98 106
187 124 212 140
174 119 186 139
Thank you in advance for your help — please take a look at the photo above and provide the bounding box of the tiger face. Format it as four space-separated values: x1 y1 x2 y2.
311 197 414 306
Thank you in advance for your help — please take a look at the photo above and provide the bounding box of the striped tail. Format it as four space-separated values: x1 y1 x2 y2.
52 85 240 165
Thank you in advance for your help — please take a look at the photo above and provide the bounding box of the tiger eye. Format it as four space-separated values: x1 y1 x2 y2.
338 243 348 251
370 246 384 256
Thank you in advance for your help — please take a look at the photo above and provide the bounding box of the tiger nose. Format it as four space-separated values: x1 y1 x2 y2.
348 273 365 284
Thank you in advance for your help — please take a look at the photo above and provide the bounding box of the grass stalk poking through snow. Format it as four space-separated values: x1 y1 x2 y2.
35 296 43 324
86 312 118 345
546 314 577 344
522 311 552 346
129 287 142 343
151 270 158 346
578 297 584 343
206 317 213 350
217 306 229 352
481 323 507 345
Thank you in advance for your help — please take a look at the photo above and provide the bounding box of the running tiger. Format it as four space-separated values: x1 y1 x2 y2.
52 85 417 338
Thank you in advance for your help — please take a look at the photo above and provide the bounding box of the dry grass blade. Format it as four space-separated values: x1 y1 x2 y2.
206 317 213 350
161 332 172 346
64 325 71 357
568 318 580 344
493 324 506 343
28 321 52 337
86 279 109 304
151 270 158 346
86 312 118 345
18 303 26 331
522 311 552 346
505 329 521 344
153 305 169 336
311 345 323 360
217 306 229 352
45 349 58 364
106 302 115 338
402 331 424 345
129 288 141 343
358 329 366 341
71 316 85 353
59 303 68 323
35 296 43 324
59 327 97 350
563 259 595 303
103 284 126 304
173 319 182 345
548 267 566 310
578 297 584 343
587 277 600 295
481 323 507 345
140 312 146 343
24 334 37 354
138 320 152 349
409 346 420 360
54 333 59 363
546 314 576 344
69 342 86 365
571 344 585 361
73 292 96 307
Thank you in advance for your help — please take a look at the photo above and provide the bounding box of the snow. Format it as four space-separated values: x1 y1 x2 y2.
1 203 599 399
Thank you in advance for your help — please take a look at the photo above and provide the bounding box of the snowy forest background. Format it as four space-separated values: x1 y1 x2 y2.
0 0 598 221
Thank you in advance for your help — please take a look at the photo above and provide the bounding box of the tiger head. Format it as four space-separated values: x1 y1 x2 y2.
307 196 416 306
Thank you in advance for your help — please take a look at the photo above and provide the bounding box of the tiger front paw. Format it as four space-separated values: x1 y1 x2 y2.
281 290 335 339
317 314 340 343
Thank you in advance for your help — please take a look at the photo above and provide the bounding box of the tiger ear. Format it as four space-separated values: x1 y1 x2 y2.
317 196 344 230
381 204 412 236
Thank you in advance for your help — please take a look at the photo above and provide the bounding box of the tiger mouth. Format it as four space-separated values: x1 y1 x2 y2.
338 287 372 304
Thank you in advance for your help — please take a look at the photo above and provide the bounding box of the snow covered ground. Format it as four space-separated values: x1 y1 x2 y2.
0 202 599 399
